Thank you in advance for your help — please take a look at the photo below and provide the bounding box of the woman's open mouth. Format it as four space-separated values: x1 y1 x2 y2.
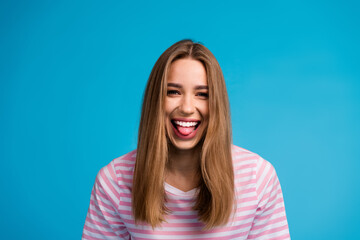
171 119 200 139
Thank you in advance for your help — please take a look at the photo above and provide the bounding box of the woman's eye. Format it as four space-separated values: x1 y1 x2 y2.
197 92 209 98
167 90 180 95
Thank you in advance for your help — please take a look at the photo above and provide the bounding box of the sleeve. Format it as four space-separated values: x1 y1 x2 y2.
247 158 290 240
82 162 130 240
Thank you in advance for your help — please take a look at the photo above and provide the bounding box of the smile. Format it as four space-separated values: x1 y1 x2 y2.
171 119 201 139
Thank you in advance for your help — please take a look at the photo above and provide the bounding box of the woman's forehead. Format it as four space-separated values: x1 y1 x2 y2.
167 59 207 86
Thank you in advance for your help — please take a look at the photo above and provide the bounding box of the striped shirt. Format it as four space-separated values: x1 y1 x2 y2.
82 145 290 239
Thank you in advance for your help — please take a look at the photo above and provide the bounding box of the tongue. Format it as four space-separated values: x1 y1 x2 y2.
177 126 195 136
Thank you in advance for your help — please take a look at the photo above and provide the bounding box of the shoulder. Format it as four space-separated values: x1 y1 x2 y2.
97 150 137 191
231 144 262 162
110 149 137 171
231 144 266 168
231 144 281 200
231 144 276 179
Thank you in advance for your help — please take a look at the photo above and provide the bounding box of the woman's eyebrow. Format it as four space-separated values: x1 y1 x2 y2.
195 85 208 90
167 83 208 90
167 83 182 88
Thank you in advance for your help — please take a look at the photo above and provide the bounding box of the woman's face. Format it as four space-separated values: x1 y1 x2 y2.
165 58 209 151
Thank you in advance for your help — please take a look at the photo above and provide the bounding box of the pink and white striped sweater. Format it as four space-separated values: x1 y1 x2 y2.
82 145 290 239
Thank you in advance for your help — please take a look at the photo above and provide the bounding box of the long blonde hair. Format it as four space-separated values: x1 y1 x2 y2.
132 39 234 229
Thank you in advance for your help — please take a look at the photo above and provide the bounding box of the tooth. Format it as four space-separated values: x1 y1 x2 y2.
173 121 198 127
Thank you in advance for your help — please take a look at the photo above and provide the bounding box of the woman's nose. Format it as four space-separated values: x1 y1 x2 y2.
179 96 195 115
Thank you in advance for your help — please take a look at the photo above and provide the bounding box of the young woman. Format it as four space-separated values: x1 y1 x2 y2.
82 40 290 239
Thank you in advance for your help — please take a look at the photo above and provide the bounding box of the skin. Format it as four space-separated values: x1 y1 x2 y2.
164 58 209 192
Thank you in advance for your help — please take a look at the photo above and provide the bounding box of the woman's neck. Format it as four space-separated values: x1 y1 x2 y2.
165 145 201 191
167 145 201 174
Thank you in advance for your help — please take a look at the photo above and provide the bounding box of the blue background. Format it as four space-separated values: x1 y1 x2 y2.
1 0 359 239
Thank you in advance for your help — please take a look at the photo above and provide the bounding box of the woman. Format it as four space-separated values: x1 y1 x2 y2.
82 40 290 239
